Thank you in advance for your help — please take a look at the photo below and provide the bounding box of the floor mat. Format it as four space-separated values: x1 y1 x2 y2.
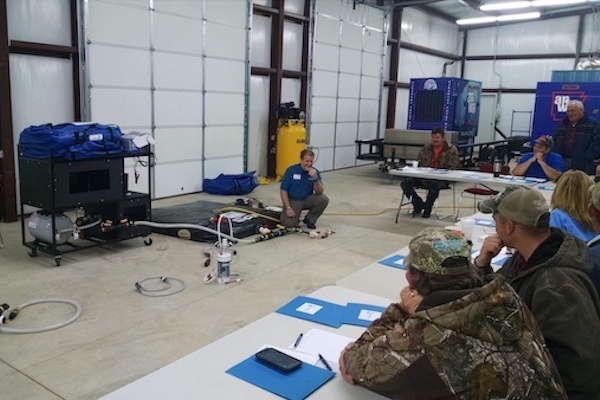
151 200 281 242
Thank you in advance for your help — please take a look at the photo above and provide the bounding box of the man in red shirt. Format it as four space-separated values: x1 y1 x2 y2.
400 128 460 218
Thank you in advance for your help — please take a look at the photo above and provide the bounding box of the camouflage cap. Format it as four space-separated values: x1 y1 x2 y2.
406 227 473 275
478 186 550 227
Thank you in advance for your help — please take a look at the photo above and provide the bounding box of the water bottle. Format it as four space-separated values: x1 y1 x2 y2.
493 157 502 178
217 252 231 284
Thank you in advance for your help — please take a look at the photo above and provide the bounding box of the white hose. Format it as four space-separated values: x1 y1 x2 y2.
0 298 82 334
135 276 186 297
76 217 103 231
133 221 256 244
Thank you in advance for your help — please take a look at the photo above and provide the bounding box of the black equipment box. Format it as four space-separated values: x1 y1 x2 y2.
19 157 124 209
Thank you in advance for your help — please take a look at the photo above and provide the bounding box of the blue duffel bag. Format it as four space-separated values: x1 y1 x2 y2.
203 171 259 195
19 122 124 160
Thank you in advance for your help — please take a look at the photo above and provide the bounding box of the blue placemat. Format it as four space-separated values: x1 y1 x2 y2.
341 303 386 327
227 354 335 400
378 254 406 269
474 218 495 227
275 296 345 328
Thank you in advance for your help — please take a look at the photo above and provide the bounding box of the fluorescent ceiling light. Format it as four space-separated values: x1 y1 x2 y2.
480 0 587 10
456 11 541 25
456 16 498 25
530 0 586 6
480 1 530 10
497 11 541 20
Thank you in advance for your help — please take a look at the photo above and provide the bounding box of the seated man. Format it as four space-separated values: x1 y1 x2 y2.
280 148 329 229
475 186 600 398
400 128 459 218
512 135 563 181
339 227 565 399
553 99 600 173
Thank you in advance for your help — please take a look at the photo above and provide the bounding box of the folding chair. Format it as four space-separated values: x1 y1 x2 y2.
455 163 510 220
395 186 440 223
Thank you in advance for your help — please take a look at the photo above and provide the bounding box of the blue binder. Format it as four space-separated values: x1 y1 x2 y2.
227 354 335 400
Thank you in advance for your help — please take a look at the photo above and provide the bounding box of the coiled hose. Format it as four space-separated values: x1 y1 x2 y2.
0 298 82 334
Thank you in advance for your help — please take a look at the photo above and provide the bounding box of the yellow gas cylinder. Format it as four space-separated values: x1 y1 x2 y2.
276 119 306 180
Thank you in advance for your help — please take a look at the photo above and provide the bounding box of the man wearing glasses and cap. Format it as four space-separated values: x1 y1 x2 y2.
475 186 600 399
338 227 565 399
512 135 564 181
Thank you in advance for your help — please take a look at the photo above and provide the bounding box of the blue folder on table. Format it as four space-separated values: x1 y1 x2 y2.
378 254 406 269
341 303 387 327
474 218 495 227
227 354 335 400
275 296 345 327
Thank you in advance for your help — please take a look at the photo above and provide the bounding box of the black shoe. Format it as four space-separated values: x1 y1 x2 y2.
303 217 316 229
411 199 424 216
422 203 433 219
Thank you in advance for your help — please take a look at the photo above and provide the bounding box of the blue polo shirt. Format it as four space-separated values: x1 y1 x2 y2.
518 152 564 179
280 163 322 200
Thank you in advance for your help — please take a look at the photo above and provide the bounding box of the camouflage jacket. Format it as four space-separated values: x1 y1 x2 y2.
417 142 460 169
341 275 566 399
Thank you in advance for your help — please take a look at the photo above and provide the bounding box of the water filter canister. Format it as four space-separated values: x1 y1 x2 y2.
217 252 232 283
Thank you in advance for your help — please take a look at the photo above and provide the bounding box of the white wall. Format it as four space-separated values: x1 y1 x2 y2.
309 0 384 171
84 0 249 198
464 15 587 141
8 0 74 209
10 0 600 202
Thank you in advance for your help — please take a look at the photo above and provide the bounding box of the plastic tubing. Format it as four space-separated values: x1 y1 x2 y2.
133 221 255 244
76 217 103 231
135 276 185 297
0 299 82 334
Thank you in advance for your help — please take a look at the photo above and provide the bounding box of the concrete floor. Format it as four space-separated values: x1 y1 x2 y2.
0 163 467 400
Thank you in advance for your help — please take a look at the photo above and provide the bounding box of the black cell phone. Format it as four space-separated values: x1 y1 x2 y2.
255 347 302 374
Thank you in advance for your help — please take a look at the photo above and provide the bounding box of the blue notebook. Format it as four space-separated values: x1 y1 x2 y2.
227 354 335 400
474 218 495 227
341 303 386 327
275 296 345 327
378 254 406 269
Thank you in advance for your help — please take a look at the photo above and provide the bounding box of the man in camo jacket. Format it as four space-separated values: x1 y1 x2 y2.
339 227 565 399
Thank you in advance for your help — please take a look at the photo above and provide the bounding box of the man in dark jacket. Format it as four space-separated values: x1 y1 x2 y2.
400 127 460 218
475 185 600 399
553 99 600 174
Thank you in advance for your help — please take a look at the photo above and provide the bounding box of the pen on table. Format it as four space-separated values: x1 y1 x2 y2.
318 353 332 371
293 333 303 348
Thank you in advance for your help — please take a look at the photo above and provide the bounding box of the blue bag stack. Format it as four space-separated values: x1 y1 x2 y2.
19 122 124 160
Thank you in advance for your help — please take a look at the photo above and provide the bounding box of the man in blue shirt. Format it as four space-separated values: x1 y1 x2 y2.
512 135 563 181
280 149 329 229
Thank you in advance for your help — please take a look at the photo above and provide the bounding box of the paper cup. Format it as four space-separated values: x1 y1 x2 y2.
411 160 419 168
460 217 475 240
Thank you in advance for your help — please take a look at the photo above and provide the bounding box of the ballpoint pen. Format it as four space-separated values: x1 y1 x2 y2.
293 333 303 348
318 353 332 371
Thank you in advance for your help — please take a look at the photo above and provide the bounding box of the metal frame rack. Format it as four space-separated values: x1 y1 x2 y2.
18 151 153 266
